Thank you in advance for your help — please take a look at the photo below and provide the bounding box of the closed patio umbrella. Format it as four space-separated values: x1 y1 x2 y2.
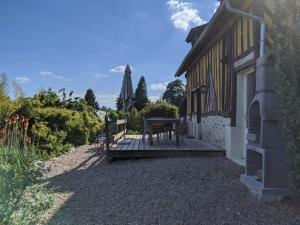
121 64 134 111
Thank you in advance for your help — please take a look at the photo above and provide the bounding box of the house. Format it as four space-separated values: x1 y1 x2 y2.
175 0 281 166
175 0 297 200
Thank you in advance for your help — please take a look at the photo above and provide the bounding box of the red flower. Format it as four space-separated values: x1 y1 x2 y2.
25 136 32 143
10 116 17 125
24 118 29 130
19 115 25 122
0 128 5 137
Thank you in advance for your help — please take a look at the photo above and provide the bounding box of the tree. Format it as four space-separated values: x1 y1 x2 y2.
162 79 186 107
84 88 99 110
116 94 123 111
134 76 149 111
33 88 61 107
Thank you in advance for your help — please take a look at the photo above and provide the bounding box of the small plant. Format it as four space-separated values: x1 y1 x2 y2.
0 115 53 225
0 115 31 150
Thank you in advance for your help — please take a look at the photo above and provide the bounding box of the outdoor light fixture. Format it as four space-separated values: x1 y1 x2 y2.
192 84 208 94
200 84 208 94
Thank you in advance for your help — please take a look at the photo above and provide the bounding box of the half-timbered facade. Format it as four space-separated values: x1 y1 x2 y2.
175 0 282 166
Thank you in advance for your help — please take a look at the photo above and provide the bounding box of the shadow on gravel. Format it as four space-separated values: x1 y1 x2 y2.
44 147 107 225
44 151 300 225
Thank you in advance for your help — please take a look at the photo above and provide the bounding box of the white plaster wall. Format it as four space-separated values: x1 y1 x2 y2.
200 116 231 149
225 126 246 166
187 115 201 139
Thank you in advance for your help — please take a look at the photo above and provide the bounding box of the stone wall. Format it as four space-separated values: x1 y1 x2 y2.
200 116 231 149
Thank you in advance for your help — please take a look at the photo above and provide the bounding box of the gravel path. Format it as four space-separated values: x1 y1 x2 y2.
43 145 300 225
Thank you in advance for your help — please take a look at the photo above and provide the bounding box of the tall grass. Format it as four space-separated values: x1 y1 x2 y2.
0 115 53 225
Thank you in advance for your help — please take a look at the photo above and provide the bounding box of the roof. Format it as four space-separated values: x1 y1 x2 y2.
175 0 244 77
185 24 208 43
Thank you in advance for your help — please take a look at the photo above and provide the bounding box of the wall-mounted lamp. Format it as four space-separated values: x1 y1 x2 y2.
200 84 208 94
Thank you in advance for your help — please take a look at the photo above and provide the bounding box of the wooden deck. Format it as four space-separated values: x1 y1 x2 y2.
106 135 225 160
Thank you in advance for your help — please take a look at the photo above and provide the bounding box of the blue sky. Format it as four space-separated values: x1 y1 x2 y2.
0 0 219 108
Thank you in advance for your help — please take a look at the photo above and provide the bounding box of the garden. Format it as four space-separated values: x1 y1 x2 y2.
0 73 185 224
0 74 104 224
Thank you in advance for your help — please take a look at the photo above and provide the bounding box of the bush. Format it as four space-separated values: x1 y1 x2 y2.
126 108 143 132
124 102 178 133
141 102 178 119
271 1 300 191
30 107 103 157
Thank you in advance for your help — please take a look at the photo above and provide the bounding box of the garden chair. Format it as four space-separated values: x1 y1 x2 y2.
178 118 188 144
142 117 168 143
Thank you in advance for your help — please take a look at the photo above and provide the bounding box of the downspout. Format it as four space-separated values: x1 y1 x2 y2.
225 0 265 57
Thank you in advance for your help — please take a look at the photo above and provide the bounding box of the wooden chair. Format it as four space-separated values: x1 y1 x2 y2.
142 118 168 142
178 119 188 144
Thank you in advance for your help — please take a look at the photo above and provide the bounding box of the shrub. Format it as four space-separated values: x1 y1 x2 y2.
122 102 179 132
141 102 178 119
126 108 143 132
30 107 102 157
271 1 300 191
0 96 17 128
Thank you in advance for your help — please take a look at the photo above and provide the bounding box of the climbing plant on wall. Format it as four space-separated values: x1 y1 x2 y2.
271 0 300 191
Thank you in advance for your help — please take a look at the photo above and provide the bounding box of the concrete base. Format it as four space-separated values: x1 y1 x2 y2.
241 174 290 202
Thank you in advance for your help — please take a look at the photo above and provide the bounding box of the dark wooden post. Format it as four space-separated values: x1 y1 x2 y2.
105 115 110 150
197 89 201 124
124 120 127 139
175 120 180 146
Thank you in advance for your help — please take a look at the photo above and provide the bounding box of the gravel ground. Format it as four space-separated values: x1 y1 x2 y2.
42 145 300 225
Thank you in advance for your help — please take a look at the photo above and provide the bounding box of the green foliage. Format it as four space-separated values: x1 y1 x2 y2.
141 102 178 119
0 82 104 158
0 73 9 97
84 88 100 110
271 0 300 190
134 76 149 111
29 106 102 157
32 88 61 108
162 79 186 107
0 122 53 225
0 96 16 128
0 146 53 225
126 108 143 132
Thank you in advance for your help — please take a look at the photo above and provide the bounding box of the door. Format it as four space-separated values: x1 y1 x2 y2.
235 67 255 163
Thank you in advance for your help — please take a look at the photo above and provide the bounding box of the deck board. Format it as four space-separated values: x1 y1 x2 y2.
107 135 225 160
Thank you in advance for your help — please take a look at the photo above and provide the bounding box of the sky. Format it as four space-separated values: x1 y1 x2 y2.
0 0 220 109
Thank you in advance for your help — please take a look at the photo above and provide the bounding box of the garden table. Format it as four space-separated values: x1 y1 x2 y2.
146 118 180 146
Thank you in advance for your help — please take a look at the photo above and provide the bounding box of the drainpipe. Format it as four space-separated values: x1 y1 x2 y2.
225 0 265 57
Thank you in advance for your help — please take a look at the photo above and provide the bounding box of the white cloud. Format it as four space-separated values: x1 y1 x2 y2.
14 76 30 84
97 95 118 103
109 65 134 73
149 96 161 102
97 94 118 109
39 70 72 81
167 0 207 31
53 75 64 79
96 74 109 78
39 71 54 76
150 82 168 91
213 1 220 13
